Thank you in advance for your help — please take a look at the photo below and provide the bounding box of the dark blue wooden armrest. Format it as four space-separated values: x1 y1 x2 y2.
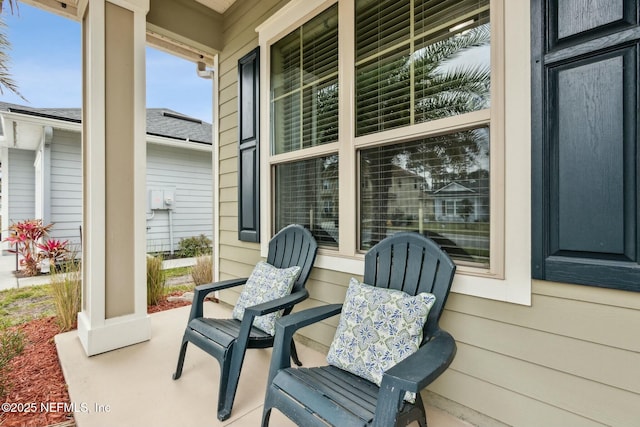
276 303 343 333
266 304 342 384
372 329 456 427
244 289 309 318
382 329 457 393
189 278 248 320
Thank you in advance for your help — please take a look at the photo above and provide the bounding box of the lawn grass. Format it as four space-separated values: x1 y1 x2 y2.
1 267 195 327
164 283 195 295
0 285 56 326
163 266 191 278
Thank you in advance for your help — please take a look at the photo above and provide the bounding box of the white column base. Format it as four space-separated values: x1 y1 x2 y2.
77 311 151 356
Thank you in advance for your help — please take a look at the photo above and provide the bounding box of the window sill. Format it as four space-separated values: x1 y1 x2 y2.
307 251 531 306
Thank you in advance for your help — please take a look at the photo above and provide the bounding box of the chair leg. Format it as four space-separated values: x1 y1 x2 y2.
172 339 189 380
216 348 236 421
261 406 272 427
415 393 428 427
290 340 303 367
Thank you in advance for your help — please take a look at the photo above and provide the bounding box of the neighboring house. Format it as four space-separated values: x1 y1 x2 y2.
433 181 489 223
24 1 639 426
0 102 213 255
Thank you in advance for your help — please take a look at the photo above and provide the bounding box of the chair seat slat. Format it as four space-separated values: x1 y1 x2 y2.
201 318 272 339
316 366 379 405
274 369 373 426
286 367 378 419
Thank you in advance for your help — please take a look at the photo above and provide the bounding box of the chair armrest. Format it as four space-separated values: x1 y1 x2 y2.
243 289 309 318
188 278 248 321
275 303 343 334
266 304 343 385
381 328 457 393
372 329 457 427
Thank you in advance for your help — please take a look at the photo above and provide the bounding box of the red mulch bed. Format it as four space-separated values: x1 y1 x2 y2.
0 293 191 427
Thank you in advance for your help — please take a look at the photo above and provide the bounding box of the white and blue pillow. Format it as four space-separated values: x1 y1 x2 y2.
232 261 301 335
326 277 436 402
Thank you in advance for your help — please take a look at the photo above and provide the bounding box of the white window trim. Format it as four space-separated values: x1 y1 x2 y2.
257 0 531 305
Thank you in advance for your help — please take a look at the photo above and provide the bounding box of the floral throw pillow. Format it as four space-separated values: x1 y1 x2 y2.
326 277 436 403
232 261 301 335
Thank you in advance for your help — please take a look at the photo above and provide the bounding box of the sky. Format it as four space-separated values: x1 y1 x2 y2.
0 3 213 123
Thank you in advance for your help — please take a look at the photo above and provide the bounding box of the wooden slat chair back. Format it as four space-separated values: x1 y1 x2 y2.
172 224 318 421
262 232 456 427
363 233 454 339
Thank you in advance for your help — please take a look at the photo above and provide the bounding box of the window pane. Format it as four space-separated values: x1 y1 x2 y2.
271 30 300 99
360 127 490 266
275 155 339 248
271 5 338 154
355 0 410 62
303 79 339 147
356 46 411 136
273 92 301 153
355 0 491 137
414 0 491 123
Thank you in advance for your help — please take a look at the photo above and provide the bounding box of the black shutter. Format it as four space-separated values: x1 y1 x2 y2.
238 47 260 242
532 1 640 291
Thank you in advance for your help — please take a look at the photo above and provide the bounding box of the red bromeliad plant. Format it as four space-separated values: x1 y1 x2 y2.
37 239 71 268
3 219 69 276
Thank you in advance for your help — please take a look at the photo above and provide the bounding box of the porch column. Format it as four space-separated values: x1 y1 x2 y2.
77 0 150 356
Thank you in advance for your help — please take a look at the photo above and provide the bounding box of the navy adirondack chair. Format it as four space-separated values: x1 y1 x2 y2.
262 232 457 427
173 224 318 421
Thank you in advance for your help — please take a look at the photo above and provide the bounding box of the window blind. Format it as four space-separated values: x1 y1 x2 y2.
355 0 491 136
359 126 490 266
271 4 338 155
275 155 339 247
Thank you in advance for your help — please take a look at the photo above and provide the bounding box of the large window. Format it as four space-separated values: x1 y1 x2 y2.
264 0 498 272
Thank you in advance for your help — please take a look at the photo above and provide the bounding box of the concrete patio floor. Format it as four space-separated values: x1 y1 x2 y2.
55 301 473 427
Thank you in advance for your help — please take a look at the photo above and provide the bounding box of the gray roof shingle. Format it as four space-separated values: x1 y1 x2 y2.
0 102 212 144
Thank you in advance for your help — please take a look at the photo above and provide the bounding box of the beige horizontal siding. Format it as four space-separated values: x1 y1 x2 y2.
434 282 640 426
432 369 605 427
446 290 640 352
451 342 637 426
446 312 640 394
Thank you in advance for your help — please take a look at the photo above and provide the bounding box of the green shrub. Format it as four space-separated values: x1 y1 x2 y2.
178 234 212 258
147 255 165 306
191 255 213 285
50 260 81 332
0 320 25 397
